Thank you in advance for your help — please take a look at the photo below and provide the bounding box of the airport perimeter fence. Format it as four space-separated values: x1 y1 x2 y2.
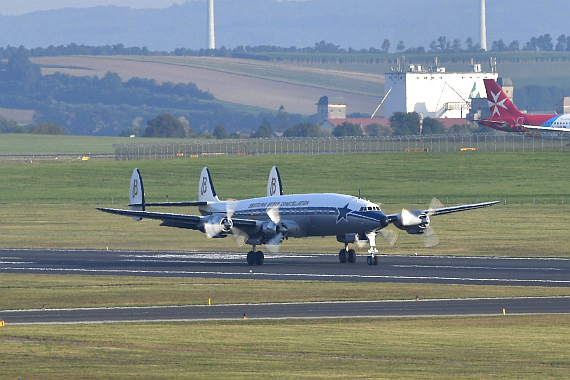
112 133 569 161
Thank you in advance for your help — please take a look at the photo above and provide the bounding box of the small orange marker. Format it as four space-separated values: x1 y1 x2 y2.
243 313 247 320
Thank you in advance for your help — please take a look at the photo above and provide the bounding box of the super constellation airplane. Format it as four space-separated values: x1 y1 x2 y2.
478 79 570 133
98 167 498 266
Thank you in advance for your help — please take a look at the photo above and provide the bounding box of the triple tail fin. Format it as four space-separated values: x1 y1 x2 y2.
129 168 145 221
267 166 283 197
198 167 220 203
483 79 523 118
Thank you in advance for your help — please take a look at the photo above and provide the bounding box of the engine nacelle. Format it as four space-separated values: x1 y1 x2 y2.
203 214 233 238
393 210 430 235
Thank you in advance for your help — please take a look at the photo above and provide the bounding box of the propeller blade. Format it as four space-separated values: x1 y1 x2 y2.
225 200 239 219
379 229 399 247
355 234 367 248
266 233 282 253
267 206 280 224
424 225 439 248
204 222 223 239
401 208 418 226
427 197 443 216
231 226 248 248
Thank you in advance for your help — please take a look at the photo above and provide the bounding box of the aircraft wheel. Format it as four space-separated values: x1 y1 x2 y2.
247 251 255 266
367 255 378 266
347 249 356 263
255 251 264 266
339 249 348 263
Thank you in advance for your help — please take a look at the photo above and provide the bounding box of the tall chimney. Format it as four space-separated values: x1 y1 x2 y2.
208 0 215 50
480 0 487 51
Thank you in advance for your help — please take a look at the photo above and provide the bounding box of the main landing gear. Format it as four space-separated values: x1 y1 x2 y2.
247 245 264 266
338 243 356 264
337 233 380 265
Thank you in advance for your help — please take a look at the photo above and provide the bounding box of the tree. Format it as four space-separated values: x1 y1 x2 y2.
332 122 363 137
212 125 227 139
555 34 567 51
508 40 520 51
283 122 324 137
252 124 274 138
421 117 445 135
276 105 290 132
21 122 67 135
4 48 41 85
396 40 405 52
0 115 19 133
389 112 421 136
492 39 507 51
465 37 474 51
144 114 191 138
380 39 390 53
365 123 392 137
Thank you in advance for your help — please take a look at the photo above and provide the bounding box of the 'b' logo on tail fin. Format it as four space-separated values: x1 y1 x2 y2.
132 179 139 198
200 177 208 195
269 178 277 196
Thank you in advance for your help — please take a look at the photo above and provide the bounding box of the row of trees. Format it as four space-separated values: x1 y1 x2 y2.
2 33 570 61
144 112 473 140
0 49 306 136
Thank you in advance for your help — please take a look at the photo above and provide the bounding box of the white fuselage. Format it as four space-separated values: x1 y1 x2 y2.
202 193 386 238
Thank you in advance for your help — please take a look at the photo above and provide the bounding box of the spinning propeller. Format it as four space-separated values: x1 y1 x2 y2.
265 206 286 253
204 200 248 247
400 197 443 247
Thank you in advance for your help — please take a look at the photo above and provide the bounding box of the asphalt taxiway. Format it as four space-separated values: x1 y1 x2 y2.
3 297 569 325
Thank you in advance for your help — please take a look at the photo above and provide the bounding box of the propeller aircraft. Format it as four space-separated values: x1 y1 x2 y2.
98 167 498 266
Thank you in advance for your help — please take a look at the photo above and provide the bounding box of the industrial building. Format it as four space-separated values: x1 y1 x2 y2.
382 62 498 119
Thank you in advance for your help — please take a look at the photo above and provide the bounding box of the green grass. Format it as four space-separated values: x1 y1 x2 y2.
0 152 568 256
1 273 569 311
0 151 568 204
1 316 568 379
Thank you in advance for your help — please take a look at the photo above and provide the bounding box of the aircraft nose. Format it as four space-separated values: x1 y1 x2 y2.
378 212 389 228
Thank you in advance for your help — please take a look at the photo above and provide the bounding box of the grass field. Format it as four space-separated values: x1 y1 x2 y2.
1 316 568 379
0 150 568 256
1 147 568 379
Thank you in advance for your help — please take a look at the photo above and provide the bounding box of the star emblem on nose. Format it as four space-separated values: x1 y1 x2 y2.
336 204 353 223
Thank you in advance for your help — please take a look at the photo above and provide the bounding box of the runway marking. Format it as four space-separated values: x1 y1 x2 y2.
2 266 568 285
392 264 563 271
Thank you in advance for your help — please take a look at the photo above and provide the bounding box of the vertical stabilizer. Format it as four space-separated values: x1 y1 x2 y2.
198 167 220 203
129 168 145 220
267 166 284 197
483 79 523 118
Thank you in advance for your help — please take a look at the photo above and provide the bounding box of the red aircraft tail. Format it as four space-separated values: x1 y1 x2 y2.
483 79 524 118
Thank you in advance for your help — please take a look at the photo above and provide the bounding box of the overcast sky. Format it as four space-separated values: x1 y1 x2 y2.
0 0 189 15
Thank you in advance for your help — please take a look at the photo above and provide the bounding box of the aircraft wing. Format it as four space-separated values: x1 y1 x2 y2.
386 200 499 223
129 201 208 207
97 207 259 232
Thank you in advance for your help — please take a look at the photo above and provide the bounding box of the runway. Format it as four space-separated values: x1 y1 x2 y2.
1 249 568 287
1 249 568 324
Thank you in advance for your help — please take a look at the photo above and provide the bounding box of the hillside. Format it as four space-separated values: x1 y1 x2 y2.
32 56 384 115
